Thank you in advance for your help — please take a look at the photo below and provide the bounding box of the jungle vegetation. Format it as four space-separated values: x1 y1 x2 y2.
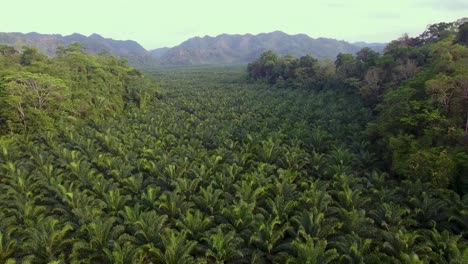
0 20 467 263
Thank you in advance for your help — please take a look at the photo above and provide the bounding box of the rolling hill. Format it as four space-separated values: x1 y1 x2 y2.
0 32 156 67
151 31 387 65
0 31 386 67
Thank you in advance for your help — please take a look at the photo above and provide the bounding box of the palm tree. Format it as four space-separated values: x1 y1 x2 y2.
256 138 280 164
66 159 98 189
21 217 75 262
172 177 201 200
233 180 265 205
108 162 135 183
332 184 369 210
120 174 144 196
91 175 115 202
212 171 236 194
287 235 339 264
0 229 16 263
175 209 213 241
265 195 297 223
421 229 466 263
309 150 326 177
292 209 340 241
132 211 168 247
6 197 47 227
368 203 411 231
353 148 377 170
190 164 212 182
157 191 193 219
297 181 332 212
276 169 302 185
2 163 42 201
400 252 424 264
448 205 468 236
330 207 372 236
148 229 197 264
223 164 244 184
249 217 291 261
408 192 452 230
279 141 310 172
193 185 223 215
331 233 373 263
309 125 330 152
203 227 244 264
71 217 124 262
381 229 429 260
74 138 102 164
102 241 144 264
101 189 131 215
140 186 162 210
205 155 224 172
221 200 261 241
51 185 106 225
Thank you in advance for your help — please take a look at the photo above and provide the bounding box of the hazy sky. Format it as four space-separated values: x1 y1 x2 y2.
1 0 467 50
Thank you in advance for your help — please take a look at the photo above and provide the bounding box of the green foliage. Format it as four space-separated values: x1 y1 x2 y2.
335 53 364 80
312 19 468 192
0 19 467 263
288 235 339 264
0 230 16 263
1 71 70 132
376 34 468 189
20 46 47 66
247 51 328 89
148 229 197 264
204 227 244 263
0 44 160 133
0 66 465 262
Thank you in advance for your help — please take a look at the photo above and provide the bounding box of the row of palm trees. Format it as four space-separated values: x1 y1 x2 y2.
0 69 466 263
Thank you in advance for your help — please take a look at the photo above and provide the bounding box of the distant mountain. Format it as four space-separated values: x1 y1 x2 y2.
0 32 156 67
0 31 387 67
152 31 387 65
149 47 170 59
352 41 387 53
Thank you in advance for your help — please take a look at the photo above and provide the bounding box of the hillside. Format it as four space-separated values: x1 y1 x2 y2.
152 31 386 65
0 31 386 67
0 32 156 67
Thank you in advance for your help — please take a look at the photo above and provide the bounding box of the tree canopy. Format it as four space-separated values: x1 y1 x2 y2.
0 44 160 133
0 19 467 263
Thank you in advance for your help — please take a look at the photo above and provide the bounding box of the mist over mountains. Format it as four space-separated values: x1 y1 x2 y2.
0 31 386 67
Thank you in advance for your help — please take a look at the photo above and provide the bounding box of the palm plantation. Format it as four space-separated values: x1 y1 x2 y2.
0 19 467 263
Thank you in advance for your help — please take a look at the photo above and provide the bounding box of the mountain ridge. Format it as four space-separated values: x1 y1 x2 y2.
0 31 387 67
152 31 387 65
0 32 155 67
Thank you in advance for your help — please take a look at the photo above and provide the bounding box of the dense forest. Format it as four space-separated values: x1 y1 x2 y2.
0 20 467 263
247 19 468 193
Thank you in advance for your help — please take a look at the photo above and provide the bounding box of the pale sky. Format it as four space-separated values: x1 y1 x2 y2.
1 0 467 50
